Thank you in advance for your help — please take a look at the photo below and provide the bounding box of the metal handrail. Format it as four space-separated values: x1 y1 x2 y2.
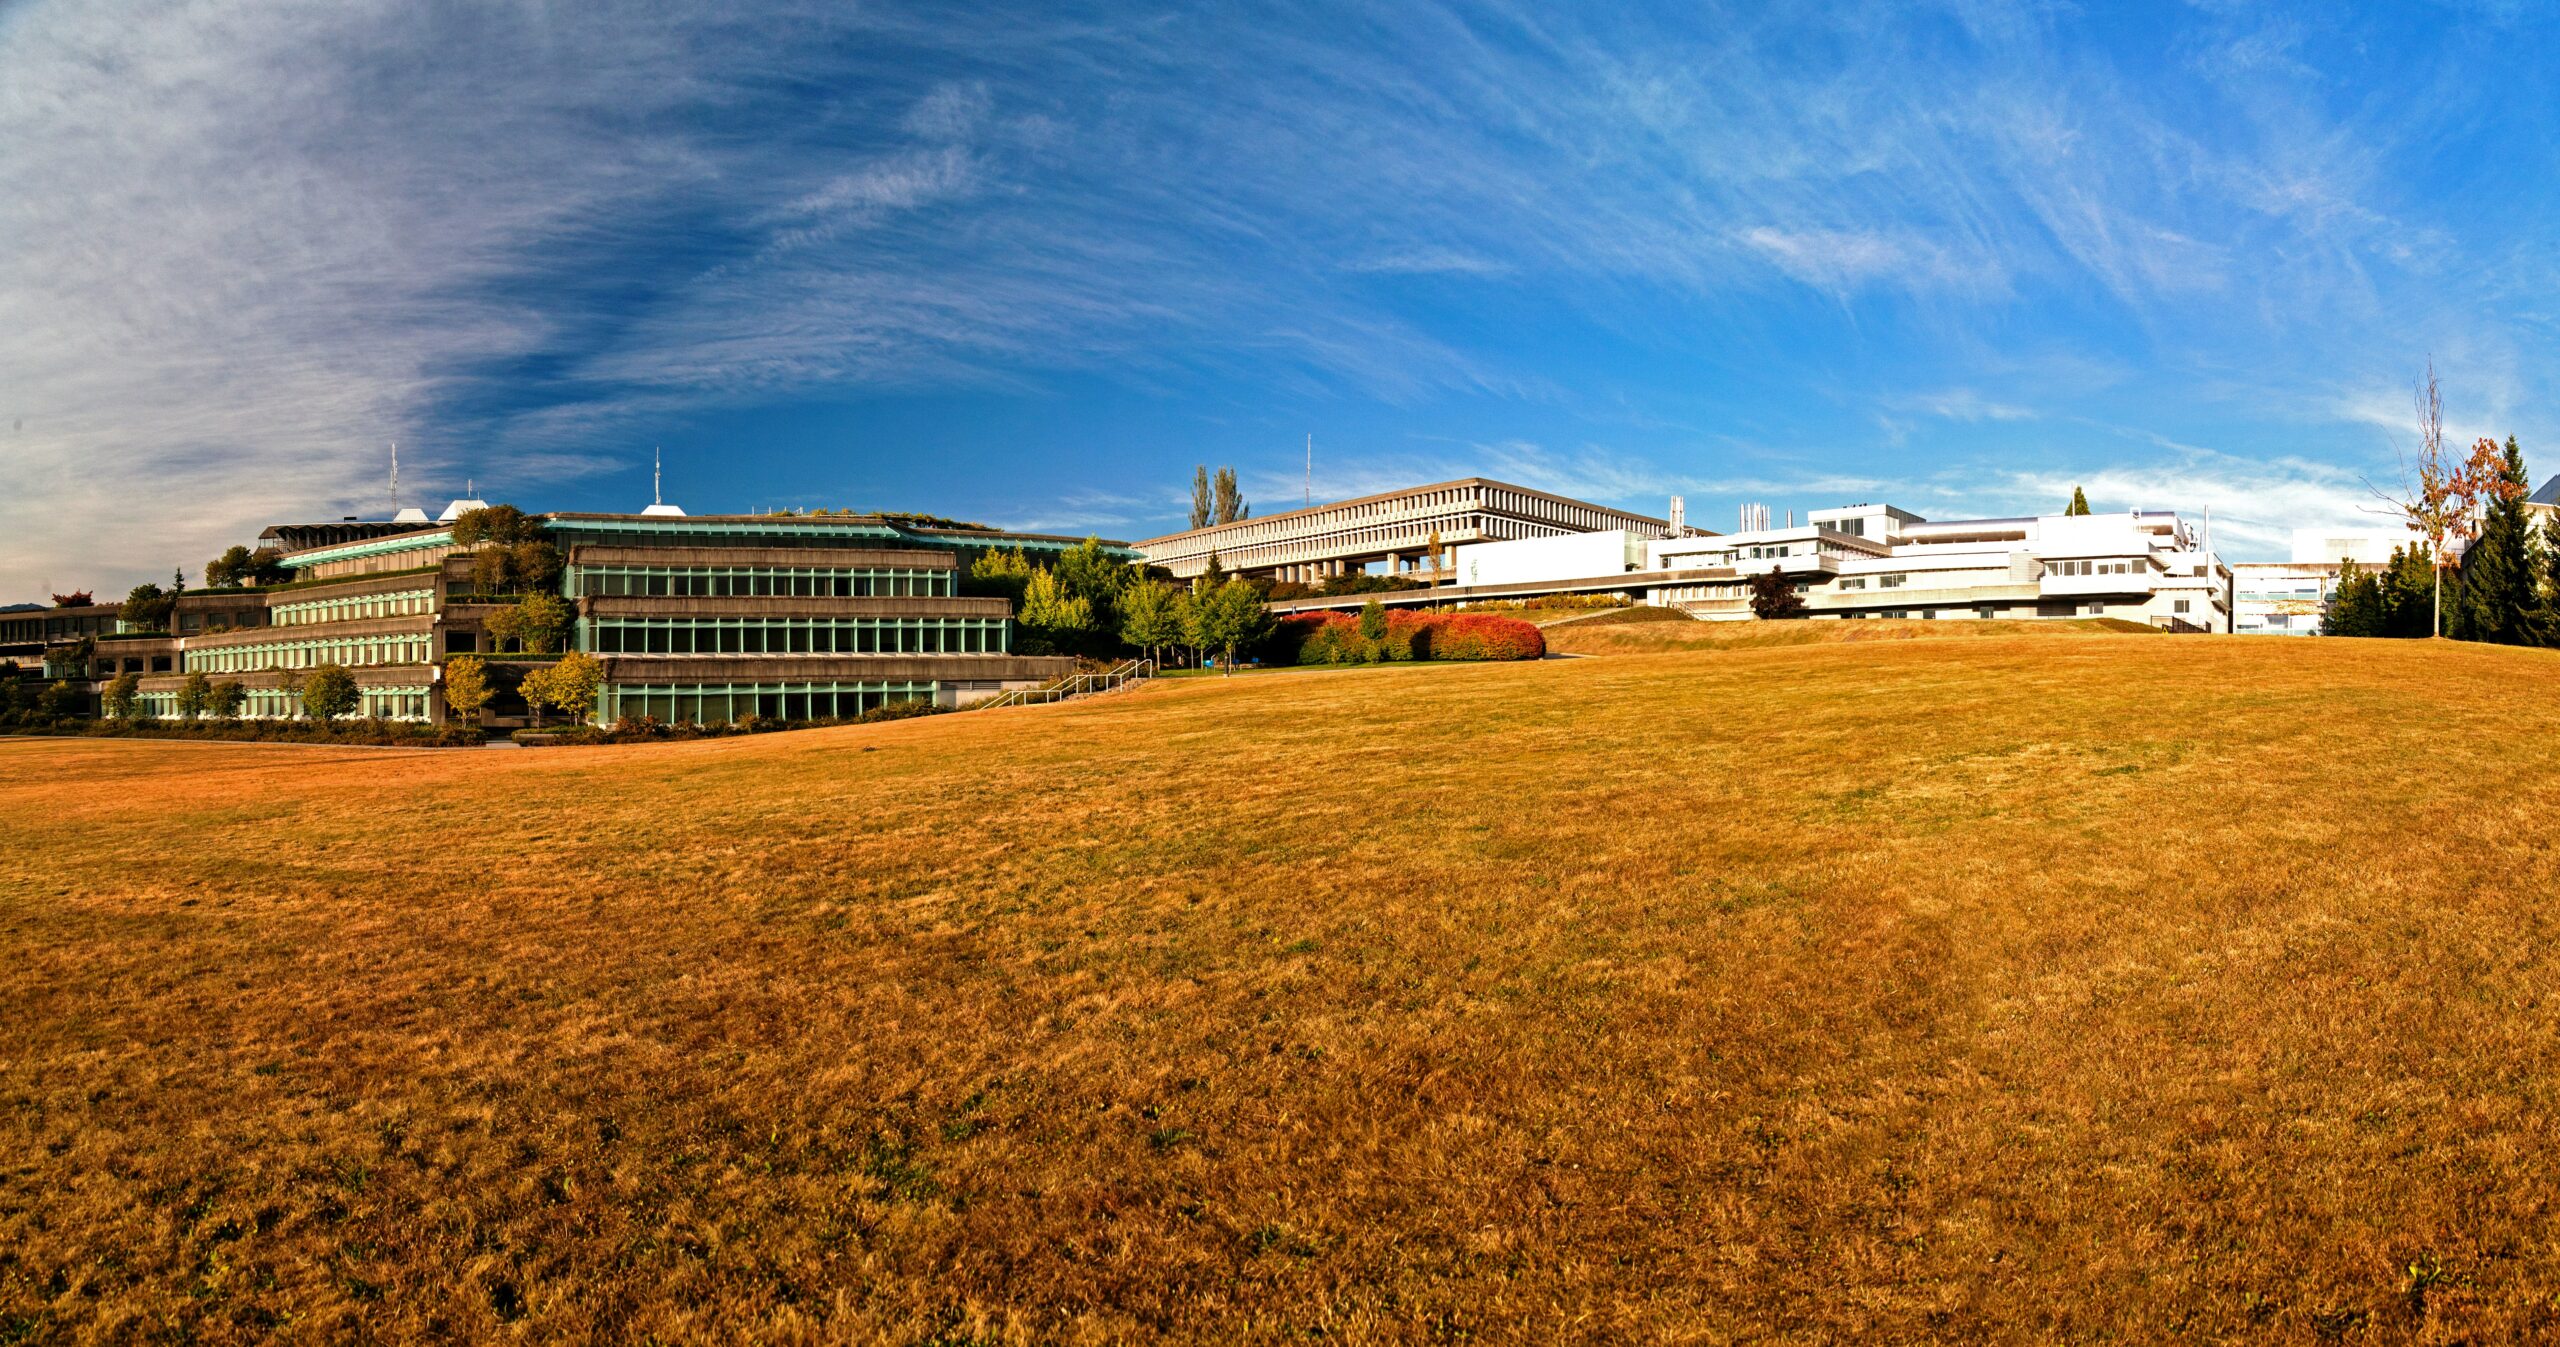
977 657 1156 710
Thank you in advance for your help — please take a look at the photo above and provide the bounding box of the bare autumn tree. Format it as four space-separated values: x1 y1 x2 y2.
2371 359 2509 638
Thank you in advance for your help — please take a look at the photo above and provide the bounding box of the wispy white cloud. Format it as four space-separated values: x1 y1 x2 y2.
4 0 2555 594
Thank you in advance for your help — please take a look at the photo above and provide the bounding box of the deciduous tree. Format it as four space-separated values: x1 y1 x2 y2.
1213 467 1250 524
1117 579 1184 665
484 592 572 654
301 663 359 722
1749 566 1807 619
176 671 210 721
1018 568 1096 649
1189 579 1272 674
119 583 174 631
1054 537 1133 630
965 547 1036 606
104 672 142 720
2371 362 2508 637
444 655 493 725
207 680 245 720
541 651 603 725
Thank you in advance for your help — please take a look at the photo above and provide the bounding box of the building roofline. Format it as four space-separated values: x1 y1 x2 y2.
1134 477 1670 549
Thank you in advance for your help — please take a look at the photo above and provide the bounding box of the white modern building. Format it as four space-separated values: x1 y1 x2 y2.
1255 490 2232 631
2231 564 2335 636
2229 522 2430 636
1627 503 2228 629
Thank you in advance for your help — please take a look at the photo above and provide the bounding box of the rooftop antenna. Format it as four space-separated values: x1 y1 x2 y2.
654 447 662 506
1305 433 1312 509
389 442 399 516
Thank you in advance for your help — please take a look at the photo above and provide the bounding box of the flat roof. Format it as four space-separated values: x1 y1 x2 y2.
1136 477 1670 549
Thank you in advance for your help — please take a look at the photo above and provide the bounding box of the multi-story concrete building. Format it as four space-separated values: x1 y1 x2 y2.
2227 524 2428 636
1261 491 2233 631
1136 478 1670 584
2231 563 2336 636
11 502 1128 726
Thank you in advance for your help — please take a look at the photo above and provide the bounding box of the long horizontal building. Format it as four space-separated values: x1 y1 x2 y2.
6 505 1130 726
1136 478 1670 583
1250 489 2235 632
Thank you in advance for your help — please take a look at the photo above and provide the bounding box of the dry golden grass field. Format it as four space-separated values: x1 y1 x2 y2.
11 629 2560 1343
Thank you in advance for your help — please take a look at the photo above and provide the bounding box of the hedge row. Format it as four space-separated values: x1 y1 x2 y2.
514 698 949 746
1277 610 1545 665
0 715 483 748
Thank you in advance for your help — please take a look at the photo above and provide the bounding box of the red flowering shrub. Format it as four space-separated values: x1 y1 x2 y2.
1272 611 1543 664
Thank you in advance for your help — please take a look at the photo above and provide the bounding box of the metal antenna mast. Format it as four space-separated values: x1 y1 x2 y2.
389 442 399 516
654 447 663 506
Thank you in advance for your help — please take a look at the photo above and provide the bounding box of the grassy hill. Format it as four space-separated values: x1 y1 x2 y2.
9 632 2560 1340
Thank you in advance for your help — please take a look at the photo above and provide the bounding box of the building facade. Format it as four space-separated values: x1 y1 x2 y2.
8 506 1128 726
1136 479 1670 584
1264 495 2233 632
2231 563 2336 636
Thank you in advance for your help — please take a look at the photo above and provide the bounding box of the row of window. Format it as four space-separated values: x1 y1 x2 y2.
596 681 938 725
1838 574 1907 590
567 564 956 598
272 589 435 626
586 617 1009 656
187 636 433 673
2048 559 2142 577
134 687 430 721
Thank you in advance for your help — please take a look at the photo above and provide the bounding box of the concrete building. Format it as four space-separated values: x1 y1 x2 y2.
1136 479 1670 584
2289 525 2427 568
11 503 1130 726
1263 490 2233 632
2231 564 2336 635
2228 523 2428 636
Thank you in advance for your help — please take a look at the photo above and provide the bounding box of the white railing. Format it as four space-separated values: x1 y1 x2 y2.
976 658 1156 710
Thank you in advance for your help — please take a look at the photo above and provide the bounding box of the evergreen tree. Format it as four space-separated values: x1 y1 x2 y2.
207 680 245 720
1189 465 1213 530
2527 514 2560 648
1197 551 1227 592
2448 437 2533 643
2382 545 2438 639
2325 561 2386 637
1358 597 1388 642
2067 487 2092 517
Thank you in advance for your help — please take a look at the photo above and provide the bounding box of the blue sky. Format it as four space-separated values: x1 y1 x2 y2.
6 0 2559 595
